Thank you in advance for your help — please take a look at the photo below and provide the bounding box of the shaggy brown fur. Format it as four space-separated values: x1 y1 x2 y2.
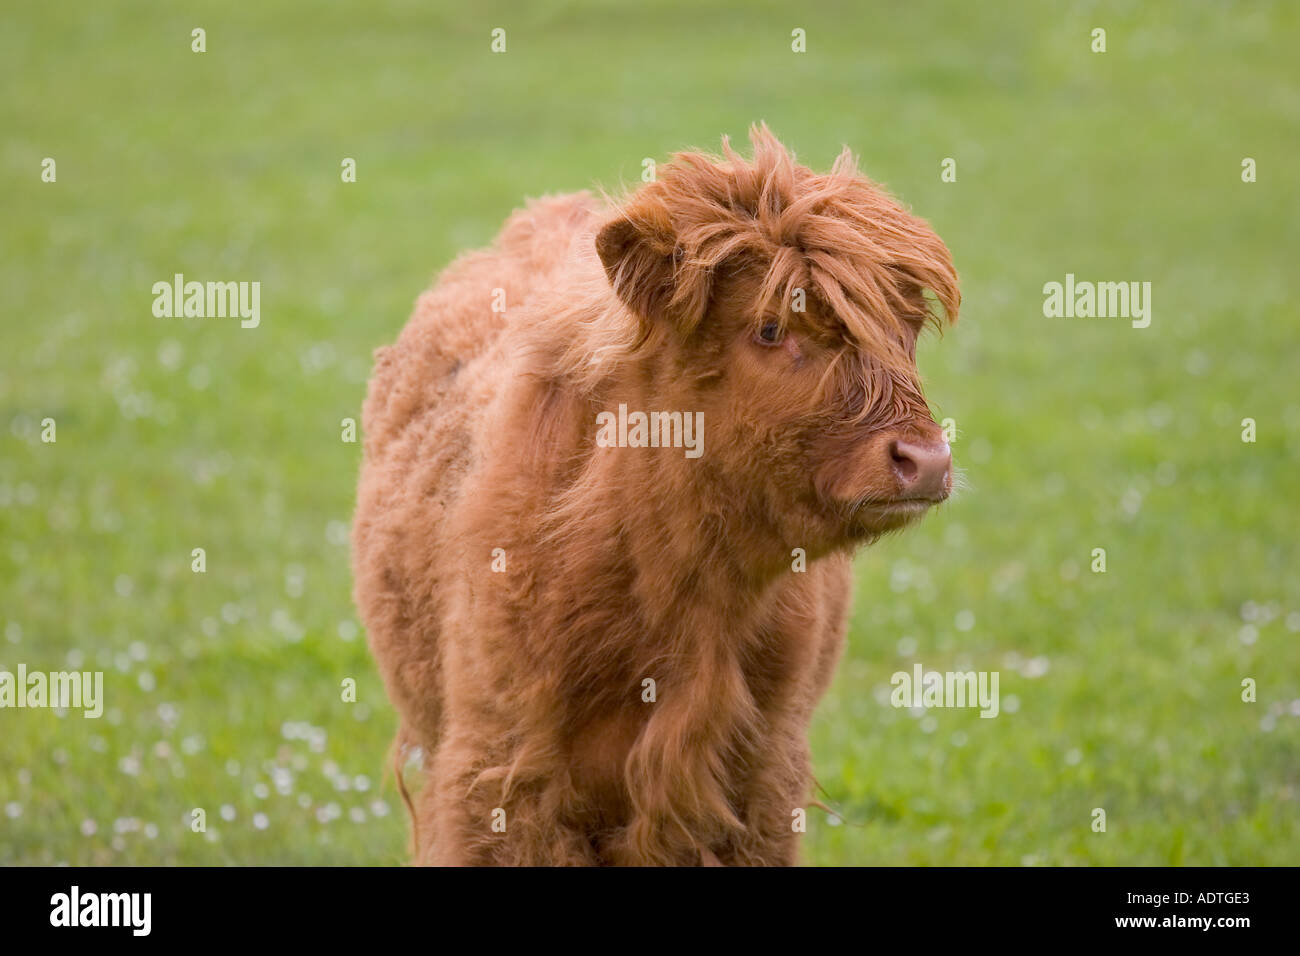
352 125 960 866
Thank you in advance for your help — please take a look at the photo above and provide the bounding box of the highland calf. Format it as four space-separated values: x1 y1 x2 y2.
352 125 960 865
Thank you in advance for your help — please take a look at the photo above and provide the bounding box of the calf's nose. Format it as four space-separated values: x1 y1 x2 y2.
889 437 952 501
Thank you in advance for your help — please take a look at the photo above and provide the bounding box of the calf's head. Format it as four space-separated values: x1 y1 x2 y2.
594 126 960 556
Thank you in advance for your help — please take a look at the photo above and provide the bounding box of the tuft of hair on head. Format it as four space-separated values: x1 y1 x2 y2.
594 123 960 364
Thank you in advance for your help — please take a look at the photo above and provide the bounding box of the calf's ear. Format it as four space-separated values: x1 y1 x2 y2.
595 196 711 332
595 213 676 323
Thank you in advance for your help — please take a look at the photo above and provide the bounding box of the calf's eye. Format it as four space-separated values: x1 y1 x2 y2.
755 320 784 346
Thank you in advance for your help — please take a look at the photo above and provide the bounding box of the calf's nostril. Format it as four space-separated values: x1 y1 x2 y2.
889 440 920 483
889 438 952 499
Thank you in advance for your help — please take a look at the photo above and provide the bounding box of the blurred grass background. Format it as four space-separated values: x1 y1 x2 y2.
1 0 1297 865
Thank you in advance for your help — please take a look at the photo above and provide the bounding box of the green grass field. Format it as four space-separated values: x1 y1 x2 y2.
2 1 1297 865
